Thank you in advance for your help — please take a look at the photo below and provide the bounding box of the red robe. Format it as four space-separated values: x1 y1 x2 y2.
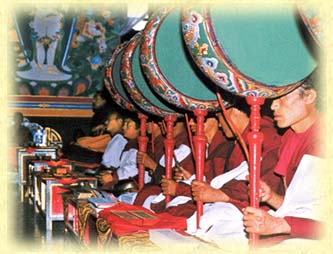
175 130 229 196
222 116 282 211
163 130 230 217
166 116 282 217
261 120 323 244
148 134 165 164
133 129 195 206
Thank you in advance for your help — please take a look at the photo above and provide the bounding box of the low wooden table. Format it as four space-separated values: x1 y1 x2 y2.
95 217 160 251
33 172 97 231
16 147 57 201
27 160 50 199
62 195 120 248
62 195 99 246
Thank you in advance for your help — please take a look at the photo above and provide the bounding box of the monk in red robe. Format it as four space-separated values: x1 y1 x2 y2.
134 120 195 207
157 115 229 216
243 72 324 244
165 99 281 219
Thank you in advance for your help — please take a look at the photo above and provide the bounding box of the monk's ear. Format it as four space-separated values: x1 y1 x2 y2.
303 89 317 105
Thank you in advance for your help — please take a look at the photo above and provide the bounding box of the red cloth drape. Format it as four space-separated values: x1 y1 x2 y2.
98 203 187 236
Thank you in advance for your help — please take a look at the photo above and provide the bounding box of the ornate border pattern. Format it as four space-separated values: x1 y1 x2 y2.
181 7 306 98
140 7 220 112
104 42 138 112
121 32 181 118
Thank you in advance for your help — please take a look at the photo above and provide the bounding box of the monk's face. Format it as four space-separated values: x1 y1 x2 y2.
203 117 218 136
188 118 196 134
188 117 218 137
147 121 161 136
105 113 123 136
271 86 317 133
122 119 139 140
216 108 248 138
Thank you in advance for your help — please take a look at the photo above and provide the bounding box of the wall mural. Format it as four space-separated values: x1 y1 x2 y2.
11 6 142 97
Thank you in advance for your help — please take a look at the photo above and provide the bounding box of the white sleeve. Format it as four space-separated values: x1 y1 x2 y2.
269 155 326 220
209 161 249 189
159 144 191 167
101 134 127 168
116 149 138 180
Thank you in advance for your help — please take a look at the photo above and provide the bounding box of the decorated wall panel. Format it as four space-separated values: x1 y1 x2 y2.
9 5 145 117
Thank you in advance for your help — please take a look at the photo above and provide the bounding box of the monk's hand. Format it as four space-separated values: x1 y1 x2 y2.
100 172 113 185
242 206 291 235
137 151 157 171
191 180 228 203
256 179 284 209
92 124 104 134
161 176 177 196
259 180 273 203
174 167 192 181
246 177 274 203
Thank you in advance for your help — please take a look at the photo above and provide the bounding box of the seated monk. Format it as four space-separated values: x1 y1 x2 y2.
61 90 116 163
136 119 166 184
97 115 151 194
133 119 195 209
63 109 124 166
155 114 228 217
185 98 282 245
180 98 283 246
76 134 111 153
243 72 325 246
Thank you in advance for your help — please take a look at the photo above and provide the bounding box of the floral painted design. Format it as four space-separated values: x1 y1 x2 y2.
140 7 220 112
182 11 202 48
12 6 138 97
181 7 302 98
104 43 137 112
121 33 181 118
